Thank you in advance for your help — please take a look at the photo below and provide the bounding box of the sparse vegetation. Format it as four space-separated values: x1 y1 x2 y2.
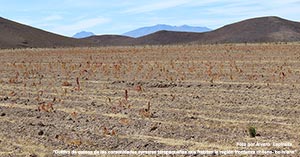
0 43 299 156
248 126 257 138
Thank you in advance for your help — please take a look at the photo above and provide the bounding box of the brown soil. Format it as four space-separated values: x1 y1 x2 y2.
0 43 300 156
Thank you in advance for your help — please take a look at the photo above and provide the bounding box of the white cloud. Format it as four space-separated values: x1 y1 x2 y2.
50 17 110 36
5 0 300 35
123 0 193 14
179 0 300 28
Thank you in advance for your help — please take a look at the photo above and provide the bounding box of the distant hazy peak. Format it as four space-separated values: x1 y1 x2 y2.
73 31 95 38
123 24 211 38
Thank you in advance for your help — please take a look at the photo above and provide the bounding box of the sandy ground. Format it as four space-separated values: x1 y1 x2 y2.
0 43 300 156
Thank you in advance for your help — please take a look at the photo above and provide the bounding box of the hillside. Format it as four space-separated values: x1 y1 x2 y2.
1 16 300 49
197 16 300 43
0 17 86 49
82 35 135 46
134 16 300 45
133 30 201 45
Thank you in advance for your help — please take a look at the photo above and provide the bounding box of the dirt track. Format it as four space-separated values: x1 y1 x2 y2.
0 44 300 156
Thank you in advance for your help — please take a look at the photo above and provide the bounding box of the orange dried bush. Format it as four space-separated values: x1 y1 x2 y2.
139 101 152 118
118 98 131 109
38 102 54 112
119 118 130 125
102 126 117 136
62 81 72 86
71 111 77 118
67 139 82 146
9 72 20 84
9 78 17 84
111 130 117 136
9 91 17 97
206 66 213 78
135 85 142 92
111 106 118 114
279 71 286 82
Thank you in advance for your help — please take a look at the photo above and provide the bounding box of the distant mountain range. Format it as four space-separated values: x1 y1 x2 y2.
73 31 95 38
134 16 300 45
123 24 211 37
1 16 300 49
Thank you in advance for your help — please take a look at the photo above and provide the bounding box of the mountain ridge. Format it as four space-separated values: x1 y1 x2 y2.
1 16 300 49
123 24 211 38
0 17 87 49
132 16 300 45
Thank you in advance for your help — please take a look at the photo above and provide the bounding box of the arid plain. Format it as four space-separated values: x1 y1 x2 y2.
0 43 300 156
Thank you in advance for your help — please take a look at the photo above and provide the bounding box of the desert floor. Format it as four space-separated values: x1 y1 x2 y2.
0 43 299 156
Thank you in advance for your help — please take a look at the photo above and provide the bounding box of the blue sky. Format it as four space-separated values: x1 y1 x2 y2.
0 0 299 36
